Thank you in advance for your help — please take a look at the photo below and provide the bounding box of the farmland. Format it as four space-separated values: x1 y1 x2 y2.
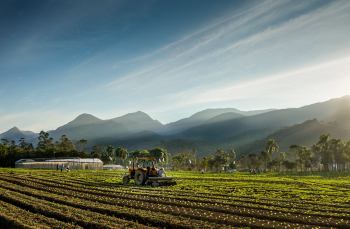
0 169 350 228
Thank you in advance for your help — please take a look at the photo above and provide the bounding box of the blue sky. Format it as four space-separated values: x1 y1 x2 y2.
1 0 350 133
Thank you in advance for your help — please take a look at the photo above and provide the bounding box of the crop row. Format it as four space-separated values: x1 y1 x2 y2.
0 176 344 228
0 200 81 229
15 172 350 210
5 173 350 216
0 186 157 229
0 179 229 229
25 172 349 201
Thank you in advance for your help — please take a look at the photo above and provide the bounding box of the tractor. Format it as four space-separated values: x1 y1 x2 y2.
122 157 176 186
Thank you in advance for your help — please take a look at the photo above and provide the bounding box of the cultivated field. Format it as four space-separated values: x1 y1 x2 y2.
0 169 350 228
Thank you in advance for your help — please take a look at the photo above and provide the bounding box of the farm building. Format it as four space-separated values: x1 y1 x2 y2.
15 158 103 170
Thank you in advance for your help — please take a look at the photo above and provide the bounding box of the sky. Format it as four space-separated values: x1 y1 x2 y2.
1 0 350 133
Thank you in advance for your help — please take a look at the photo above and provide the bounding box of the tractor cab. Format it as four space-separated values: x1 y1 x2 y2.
122 157 176 186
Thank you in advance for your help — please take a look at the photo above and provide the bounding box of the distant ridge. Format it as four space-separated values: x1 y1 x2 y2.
43 120 131 143
161 108 274 135
174 95 350 141
111 111 163 133
204 112 245 124
237 118 350 156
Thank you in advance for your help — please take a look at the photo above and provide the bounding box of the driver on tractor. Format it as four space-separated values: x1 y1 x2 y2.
157 167 166 177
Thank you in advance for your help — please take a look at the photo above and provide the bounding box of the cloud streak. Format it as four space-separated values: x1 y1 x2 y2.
2 0 350 132
94 0 350 123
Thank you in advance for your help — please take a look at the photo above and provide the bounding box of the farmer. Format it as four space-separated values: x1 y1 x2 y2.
157 167 166 177
201 169 204 174
56 164 59 171
66 164 70 172
60 164 64 172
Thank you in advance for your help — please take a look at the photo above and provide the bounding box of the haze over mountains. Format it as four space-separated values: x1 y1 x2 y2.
2 96 350 157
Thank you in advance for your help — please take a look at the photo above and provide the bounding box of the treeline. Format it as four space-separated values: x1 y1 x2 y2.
0 131 92 167
235 134 350 172
2 130 349 172
170 146 237 172
166 133 350 173
0 130 169 168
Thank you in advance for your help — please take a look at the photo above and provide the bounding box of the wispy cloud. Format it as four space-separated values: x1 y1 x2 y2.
95 0 350 122
2 0 350 131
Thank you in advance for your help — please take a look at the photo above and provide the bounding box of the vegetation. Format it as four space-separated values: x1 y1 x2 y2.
1 168 350 228
2 128 350 174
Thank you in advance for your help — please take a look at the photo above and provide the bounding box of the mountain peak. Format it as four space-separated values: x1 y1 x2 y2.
129 111 150 117
0 126 27 141
56 113 104 131
112 111 163 133
75 113 101 120
8 126 21 132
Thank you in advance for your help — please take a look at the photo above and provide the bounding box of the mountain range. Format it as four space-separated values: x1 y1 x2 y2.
1 95 350 157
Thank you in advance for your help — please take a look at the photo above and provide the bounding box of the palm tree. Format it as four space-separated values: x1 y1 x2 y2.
120 149 129 166
106 145 115 164
115 147 128 165
266 139 279 158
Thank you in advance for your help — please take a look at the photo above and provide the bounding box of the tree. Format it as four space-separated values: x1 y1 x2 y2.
129 149 149 158
55 135 75 151
0 143 9 167
115 147 128 165
75 139 87 152
207 155 215 171
267 159 279 171
228 162 237 170
283 160 297 172
92 145 106 156
317 134 332 171
260 151 271 172
19 138 33 150
228 148 236 163
1 139 9 146
237 155 248 170
191 148 197 168
266 139 279 158
248 153 263 171
200 157 209 171
290 145 313 172
172 154 187 169
105 145 115 164
213 148 229 172
329 138 346 171
279 152 286 172
149 147 168 163
170 146 196 170
36 131 54 150
90 151 101 159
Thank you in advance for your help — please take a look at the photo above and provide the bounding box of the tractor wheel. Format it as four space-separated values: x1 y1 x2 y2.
134 170 147 185
122 175 130 184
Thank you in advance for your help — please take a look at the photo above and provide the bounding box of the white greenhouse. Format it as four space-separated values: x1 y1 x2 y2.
15 158 103 170
103 164 125 170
